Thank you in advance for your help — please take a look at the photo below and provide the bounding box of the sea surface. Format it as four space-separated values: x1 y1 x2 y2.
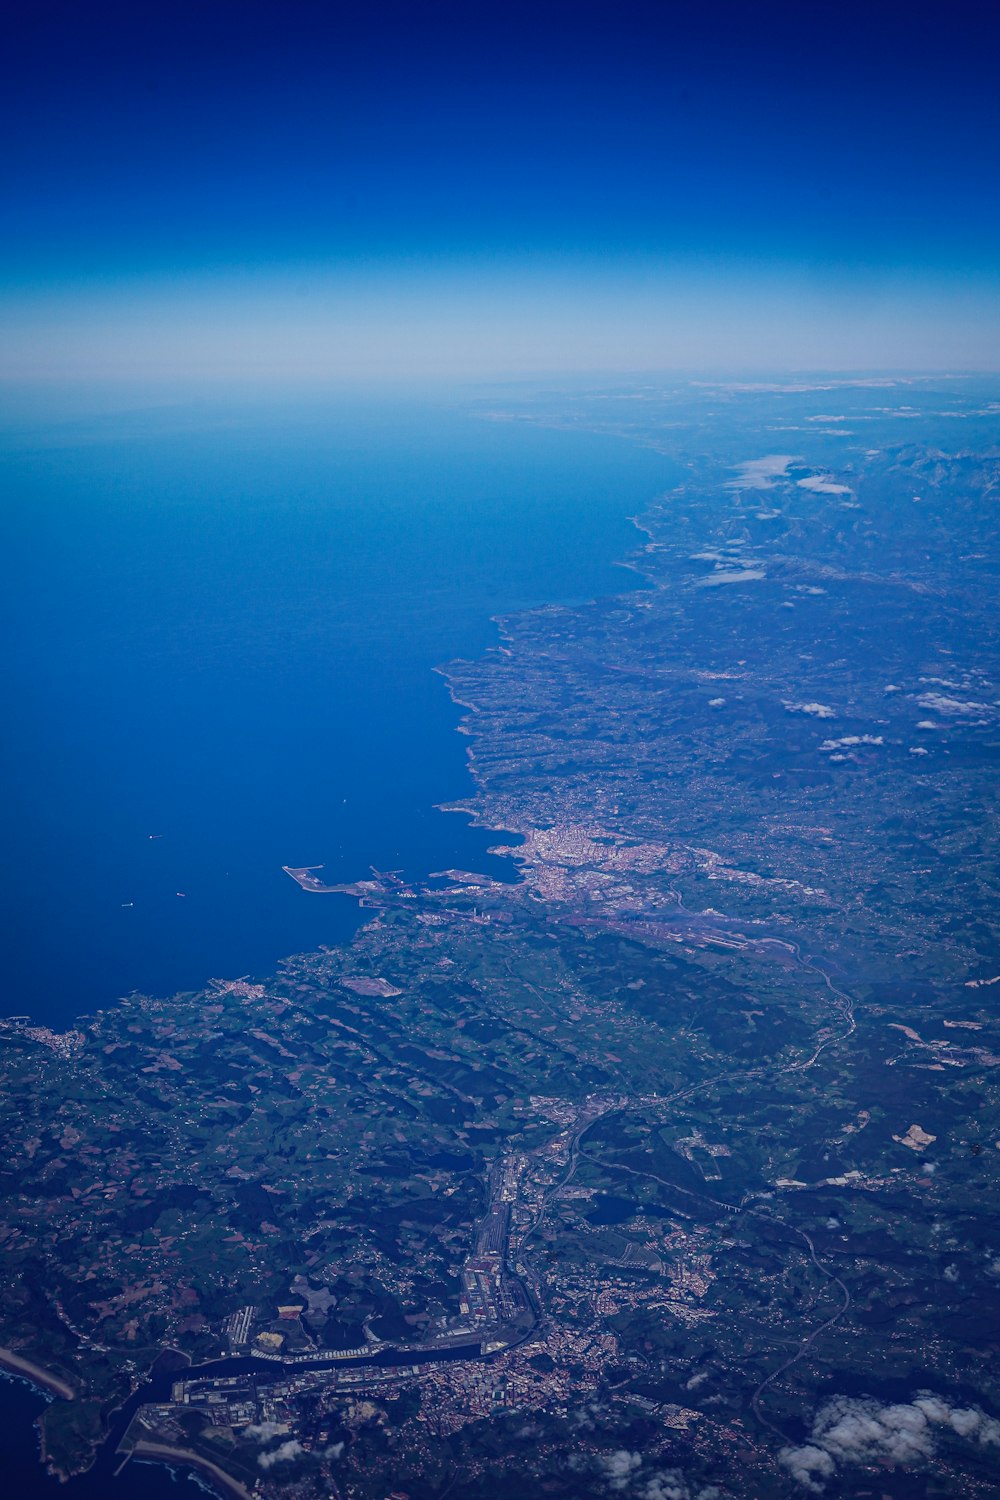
0 389 679 1493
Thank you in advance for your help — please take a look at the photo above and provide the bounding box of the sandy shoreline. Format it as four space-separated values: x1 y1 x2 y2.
0 1345 75 1401
131 1439 255 1499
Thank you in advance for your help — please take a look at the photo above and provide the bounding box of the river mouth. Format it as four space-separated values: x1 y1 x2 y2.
96 1338 485 1480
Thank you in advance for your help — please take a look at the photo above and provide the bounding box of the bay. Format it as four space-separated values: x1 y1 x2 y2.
1 394 678 1027
0 387 679 1490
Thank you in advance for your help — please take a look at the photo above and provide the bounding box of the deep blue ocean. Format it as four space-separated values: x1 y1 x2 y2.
0 391 679 1492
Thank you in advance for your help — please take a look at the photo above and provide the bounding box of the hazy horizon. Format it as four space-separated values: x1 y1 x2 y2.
3 1 998 383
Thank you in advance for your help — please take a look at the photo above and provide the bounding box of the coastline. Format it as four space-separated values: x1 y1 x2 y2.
0 415 684 1492
130 1440 255 1499
0 1346 74 1402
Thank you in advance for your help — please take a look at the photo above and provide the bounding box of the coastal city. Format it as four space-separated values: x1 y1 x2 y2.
2 397 1000 1499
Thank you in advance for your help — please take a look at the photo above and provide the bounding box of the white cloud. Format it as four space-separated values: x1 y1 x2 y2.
258 1439 304 1469
588 1454 714 1500
779 1443 836 1493
819 734 883 752
640 1474 689 1500
784 701 835 718
696 568 766 587
781 1393 1000 1491
599 1451 644 1491
916 693 991 717
818 1398 934 1464
727 455 796 489
797 475 853 495
245 1420 289 1442
911 1396 1000 1445
639 1470 718 1500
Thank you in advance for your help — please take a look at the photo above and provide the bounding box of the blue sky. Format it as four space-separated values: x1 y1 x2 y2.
2 0 999 379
